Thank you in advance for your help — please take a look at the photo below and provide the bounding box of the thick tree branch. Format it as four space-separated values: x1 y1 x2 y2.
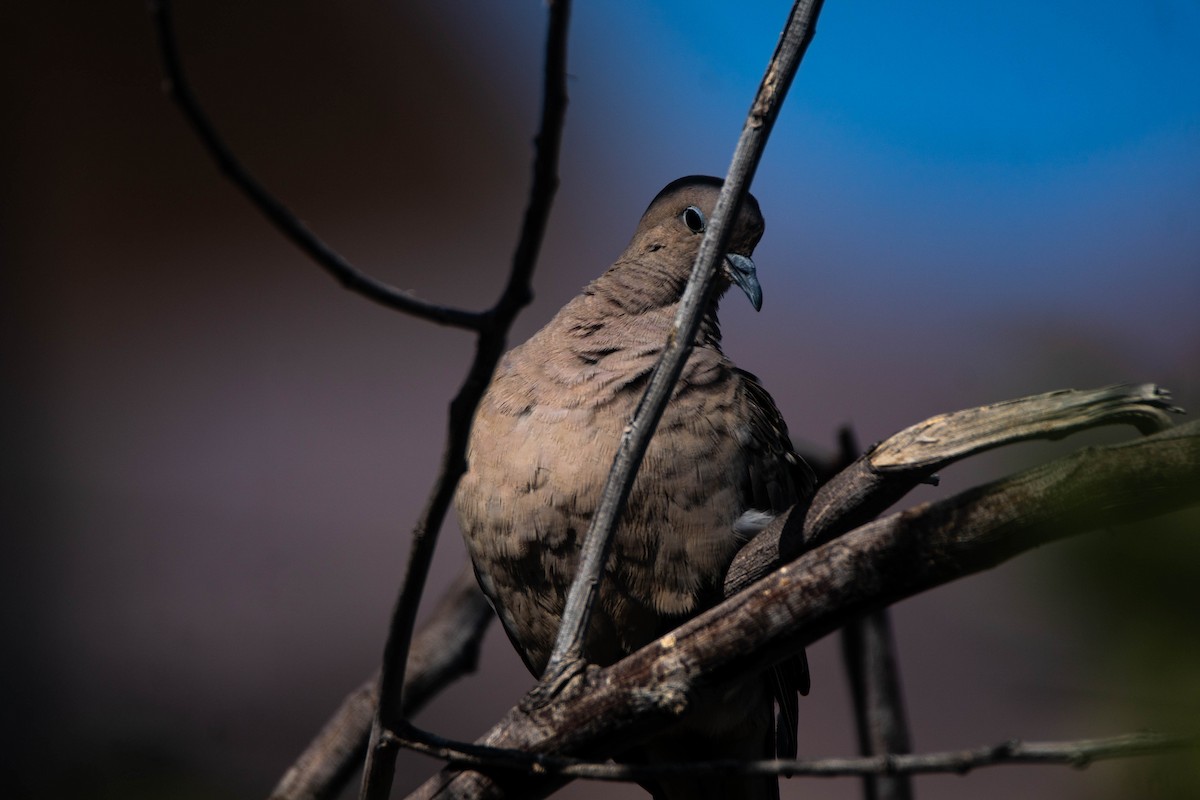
147 0 484 329
271 569 493 800
543 0 826 689
410 419 1199 799
725 383 1181 596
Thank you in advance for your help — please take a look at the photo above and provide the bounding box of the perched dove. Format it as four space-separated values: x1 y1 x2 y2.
455 176 815 799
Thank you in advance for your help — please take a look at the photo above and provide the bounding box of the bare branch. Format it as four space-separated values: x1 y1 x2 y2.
358 3 571 799
543 0 826 686
779 732 1196 776
726 383 1182 596
270 569 493 800
393 729 1193 783
410 420 1199 800
146 0 485 329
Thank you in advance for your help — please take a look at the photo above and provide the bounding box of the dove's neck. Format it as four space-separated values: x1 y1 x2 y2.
582 258 726 348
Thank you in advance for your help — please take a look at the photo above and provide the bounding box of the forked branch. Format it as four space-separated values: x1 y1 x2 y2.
359 3 571 799
149 1 572 797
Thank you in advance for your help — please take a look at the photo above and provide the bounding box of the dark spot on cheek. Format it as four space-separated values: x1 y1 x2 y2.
646 242 665 253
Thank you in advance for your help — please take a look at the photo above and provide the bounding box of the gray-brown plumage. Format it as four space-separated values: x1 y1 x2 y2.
455 176 815 799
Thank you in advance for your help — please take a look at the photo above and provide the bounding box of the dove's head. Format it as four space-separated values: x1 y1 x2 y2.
623 175 766 311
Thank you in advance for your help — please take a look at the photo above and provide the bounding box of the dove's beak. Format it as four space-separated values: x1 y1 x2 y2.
725 253 763 312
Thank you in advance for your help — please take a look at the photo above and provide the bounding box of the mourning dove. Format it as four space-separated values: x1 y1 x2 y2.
455 176 815 799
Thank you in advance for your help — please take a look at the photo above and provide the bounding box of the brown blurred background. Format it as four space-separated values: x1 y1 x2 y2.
2 2 1197 799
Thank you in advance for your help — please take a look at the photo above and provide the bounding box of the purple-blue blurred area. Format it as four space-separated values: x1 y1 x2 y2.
2 1 1196 798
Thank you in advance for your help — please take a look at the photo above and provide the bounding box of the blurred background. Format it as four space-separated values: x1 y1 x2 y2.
2 1 1197 798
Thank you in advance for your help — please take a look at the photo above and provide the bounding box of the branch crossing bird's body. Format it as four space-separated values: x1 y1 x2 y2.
455 177 815 799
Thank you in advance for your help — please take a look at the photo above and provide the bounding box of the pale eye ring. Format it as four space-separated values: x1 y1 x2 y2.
682 205 706 233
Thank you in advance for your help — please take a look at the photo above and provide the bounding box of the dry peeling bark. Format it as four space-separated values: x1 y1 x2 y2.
725 383 1180 595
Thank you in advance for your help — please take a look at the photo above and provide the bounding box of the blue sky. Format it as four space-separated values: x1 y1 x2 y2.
523 0 1200 352
590 0 1200 162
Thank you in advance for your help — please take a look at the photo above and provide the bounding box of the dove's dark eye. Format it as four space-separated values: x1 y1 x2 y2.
682 206 706 233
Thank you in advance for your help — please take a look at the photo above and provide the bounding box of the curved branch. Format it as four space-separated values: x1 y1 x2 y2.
147 0 484 329
726 383 1182 596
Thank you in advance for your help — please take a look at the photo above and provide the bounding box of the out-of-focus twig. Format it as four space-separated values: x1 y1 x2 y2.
842 610 912 800
271 569 493 800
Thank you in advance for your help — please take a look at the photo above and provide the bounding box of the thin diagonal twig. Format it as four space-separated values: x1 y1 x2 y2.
542 0 826 685
147 0 484 329
392 728 1194 783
